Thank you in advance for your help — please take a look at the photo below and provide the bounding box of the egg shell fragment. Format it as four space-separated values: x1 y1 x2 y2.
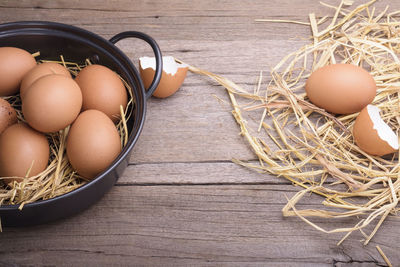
0 123 49 184
0 47 37 96
22 74 82 133
139 56 188 98
0 98 17 135
305 64 376 114
75 64 127 123
66 109 122 180
20 62 71 100
353 105 398 156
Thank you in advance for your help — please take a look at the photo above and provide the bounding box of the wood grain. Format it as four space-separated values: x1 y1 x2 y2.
1 0 400 266
1 185 399 266
119 161 282 185
1 0 396 42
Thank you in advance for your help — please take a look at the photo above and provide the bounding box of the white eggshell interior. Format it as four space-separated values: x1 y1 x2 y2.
139 56 187 75
367 104 399 150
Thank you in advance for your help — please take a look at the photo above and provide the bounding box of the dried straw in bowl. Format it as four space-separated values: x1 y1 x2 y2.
183 0 400 245
0 56 133 211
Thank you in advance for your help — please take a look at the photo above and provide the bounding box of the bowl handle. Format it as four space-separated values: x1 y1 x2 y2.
109 31 163 99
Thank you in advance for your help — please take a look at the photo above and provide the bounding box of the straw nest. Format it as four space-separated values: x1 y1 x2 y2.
185 0 400 245
0 56 132 212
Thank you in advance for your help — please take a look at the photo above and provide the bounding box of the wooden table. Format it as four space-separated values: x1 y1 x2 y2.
1 1 399 266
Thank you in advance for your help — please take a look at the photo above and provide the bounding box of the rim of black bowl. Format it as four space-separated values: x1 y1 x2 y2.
0 21 146 210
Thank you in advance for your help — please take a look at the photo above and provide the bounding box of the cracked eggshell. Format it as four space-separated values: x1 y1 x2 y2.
139 56 188 98
20 62 71 100
306 64 376 114
353 104 398 156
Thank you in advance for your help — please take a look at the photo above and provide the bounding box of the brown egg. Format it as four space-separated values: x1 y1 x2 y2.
353 105 398 156
75 64 127 123
0 47 37 96
0 98 17 135
20 62 71 100
0 123 49 184
66 109 121 179
22 74 82 133
139 56 188 98
305 64 376 114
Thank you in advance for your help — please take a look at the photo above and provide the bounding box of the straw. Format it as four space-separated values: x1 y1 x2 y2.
183 0 400 245
376 245 393 267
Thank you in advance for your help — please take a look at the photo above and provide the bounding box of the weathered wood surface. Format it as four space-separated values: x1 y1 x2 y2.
1 0 400 266
2 185 400 266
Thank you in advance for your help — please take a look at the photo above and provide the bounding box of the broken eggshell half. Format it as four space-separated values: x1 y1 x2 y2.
353 104 399 156
139 56 188 98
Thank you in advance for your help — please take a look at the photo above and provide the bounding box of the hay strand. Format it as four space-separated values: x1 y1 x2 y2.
376 245 393 267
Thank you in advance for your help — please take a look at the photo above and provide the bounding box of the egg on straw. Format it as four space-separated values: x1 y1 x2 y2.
0 98 17 135
305 64 376 114
0 47 36 96
20 62 72 100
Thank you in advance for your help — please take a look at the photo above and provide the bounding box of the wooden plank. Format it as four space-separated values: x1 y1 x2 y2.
0 185 398 266
0 0 397 18
1 1 399 42
118 161 290 185
0 5 312 40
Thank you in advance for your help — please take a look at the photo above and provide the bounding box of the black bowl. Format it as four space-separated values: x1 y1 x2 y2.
0 21 163 227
